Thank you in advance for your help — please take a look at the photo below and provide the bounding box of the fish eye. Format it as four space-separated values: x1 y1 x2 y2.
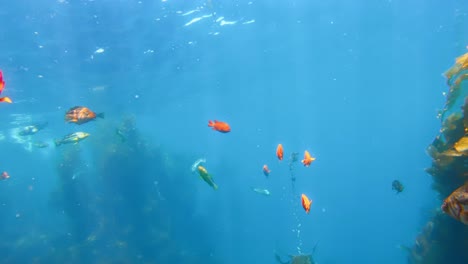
441 202 448 210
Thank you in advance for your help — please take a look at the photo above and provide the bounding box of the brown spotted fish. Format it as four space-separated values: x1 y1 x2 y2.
441 183 468 225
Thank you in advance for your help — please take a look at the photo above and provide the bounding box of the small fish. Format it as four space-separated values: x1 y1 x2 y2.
33 141 49 148
197 165 218 190
18 126 39 136
1 171 10 180
18 122 48 136
65 106 104 125
262 164 271 177
301 150 316 167
0 71 4 91
276 144 284 160
55 132 90 146
301 193 312 214
0 70 12 103
0 97 11 103
208 120 231 133
94 48 105 54
392 180 404 194
252 187 270 196
441 183 468 225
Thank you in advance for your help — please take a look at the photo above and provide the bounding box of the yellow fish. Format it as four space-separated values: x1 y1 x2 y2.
197 166 218 190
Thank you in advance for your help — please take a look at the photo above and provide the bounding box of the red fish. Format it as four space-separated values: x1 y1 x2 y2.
276 144 284 160
0 70 12 103
301 150 316 167
208 120 231 133
301 193 312 214
263 164 271 177
65 106 104 125
0 70 4 92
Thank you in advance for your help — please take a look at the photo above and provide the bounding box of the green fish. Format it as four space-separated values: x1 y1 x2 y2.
55 132 90 147
197 165 218 190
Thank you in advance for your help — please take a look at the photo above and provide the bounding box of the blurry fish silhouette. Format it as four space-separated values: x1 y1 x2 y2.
0 70 12 103
33 141 49 148
1 171 10 180
251 187 270 196
392 180 404 194
18 122 48 136
263 164 271 177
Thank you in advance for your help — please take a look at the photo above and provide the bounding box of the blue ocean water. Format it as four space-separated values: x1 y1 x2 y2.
0 0 468 263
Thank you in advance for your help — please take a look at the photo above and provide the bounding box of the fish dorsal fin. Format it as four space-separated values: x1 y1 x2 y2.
69 106 82 111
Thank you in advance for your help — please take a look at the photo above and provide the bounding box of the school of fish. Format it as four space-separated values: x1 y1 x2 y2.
1 69 317 217
204 119 317 214
0 71 105 180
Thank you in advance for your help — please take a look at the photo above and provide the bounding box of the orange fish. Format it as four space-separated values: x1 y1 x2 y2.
0 70 4 92
1 171 10 180
208 120 231 133
0 70 12 104
65 106 104 125
276 144 283 160
301 150 316 167
263 164 271 177
0 97 12 103
301 194 312 214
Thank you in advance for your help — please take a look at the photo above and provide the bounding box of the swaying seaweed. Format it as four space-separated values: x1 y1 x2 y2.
409 51 468 264
1 115 221 264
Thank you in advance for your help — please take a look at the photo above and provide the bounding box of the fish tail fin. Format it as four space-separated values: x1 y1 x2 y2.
208 120 214 127
97 112 104 119
213 183 219 190
0 96 12 103
460 211 468 225
54 140 62 147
